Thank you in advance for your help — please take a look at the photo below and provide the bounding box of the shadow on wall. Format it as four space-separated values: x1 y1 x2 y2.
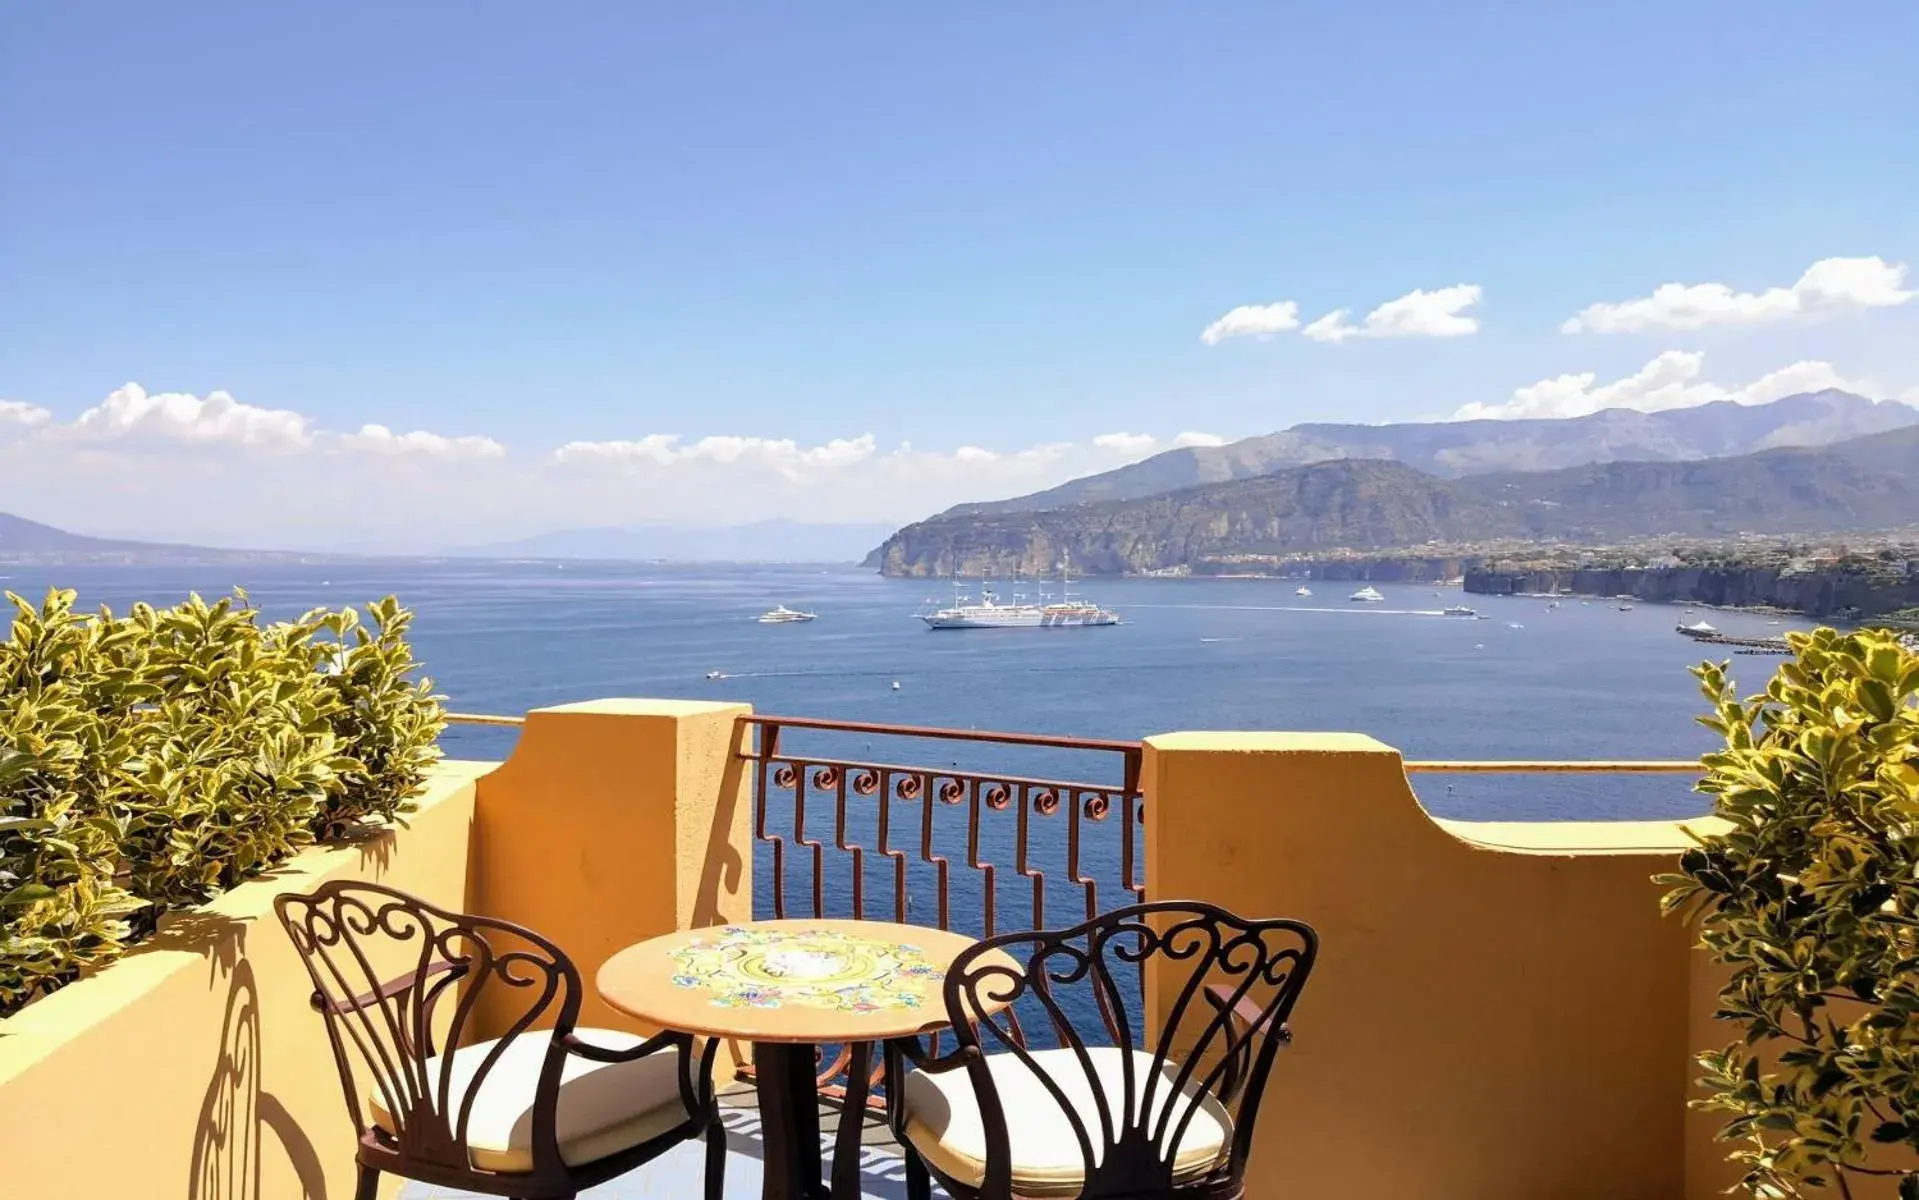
694 740 750 929
189 954 330 1200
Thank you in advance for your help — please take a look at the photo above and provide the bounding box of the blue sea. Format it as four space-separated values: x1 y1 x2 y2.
0 559 1795 825
3 559 1780 1034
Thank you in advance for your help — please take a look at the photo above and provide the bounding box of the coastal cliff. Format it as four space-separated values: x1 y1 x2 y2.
1466 565 1919 619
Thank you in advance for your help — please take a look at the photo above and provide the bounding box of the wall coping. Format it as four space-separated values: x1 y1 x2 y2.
530 698 748 718
1439 815 1728 856
1145 731 1398 755
0 759 496 1086
1147 729 1719 857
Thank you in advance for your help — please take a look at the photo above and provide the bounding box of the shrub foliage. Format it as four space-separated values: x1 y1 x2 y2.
0 588 445 1014
1663 627 1919 1198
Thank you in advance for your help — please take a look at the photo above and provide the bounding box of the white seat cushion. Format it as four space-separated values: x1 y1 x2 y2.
901 1046 1233 1197
366 1028 690 1174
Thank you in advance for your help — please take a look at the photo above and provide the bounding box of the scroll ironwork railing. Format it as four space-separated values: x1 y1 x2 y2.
736 713 1145 1107
737 714 1146 936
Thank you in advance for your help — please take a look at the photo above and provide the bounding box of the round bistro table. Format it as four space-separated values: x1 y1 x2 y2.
597 918 1017 1200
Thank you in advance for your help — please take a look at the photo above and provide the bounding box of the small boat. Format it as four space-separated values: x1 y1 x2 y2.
1677 620 1719 639
705 670 724 680
758 605 817 624
1507 622 1525 630
1545 601 1560 611
1295 586 1312 597
1617 602 1634 612
1348 586 1385 603
1442 605 1480 619
890 681 902 691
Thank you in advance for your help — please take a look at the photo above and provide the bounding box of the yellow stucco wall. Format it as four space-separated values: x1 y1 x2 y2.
0 761 486 1200
1144 732 1713 1200
1 706 1810 1198
0 699 761 1200
468 698 755 1041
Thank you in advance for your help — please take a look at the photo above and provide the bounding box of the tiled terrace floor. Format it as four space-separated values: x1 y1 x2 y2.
399 1088 940 1200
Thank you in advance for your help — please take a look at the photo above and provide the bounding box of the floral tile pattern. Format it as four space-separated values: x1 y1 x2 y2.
669 925 944 1011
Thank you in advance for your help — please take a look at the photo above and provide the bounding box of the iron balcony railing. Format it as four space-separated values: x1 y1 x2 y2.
737 714 1146 935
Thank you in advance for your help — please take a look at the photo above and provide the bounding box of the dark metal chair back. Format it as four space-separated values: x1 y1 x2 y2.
940 901 1316 1199
273 880 585 1185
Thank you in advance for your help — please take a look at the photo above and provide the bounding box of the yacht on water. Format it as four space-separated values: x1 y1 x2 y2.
1442 605 1481 619
1295 585 1313 597
757 605 816 623
1348 586 1385 603
920 560 1118 630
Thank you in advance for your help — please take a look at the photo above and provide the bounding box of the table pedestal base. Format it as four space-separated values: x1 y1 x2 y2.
752 1041 876 1200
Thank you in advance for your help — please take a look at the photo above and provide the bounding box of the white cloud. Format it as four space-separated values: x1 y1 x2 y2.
1205 286 1482 346
1300 310 1358 343
0 400 51 432
1451 351 1892 421
1303 284 1483 343
339 424 506 460
1199 302 1300 345
1562 255 1916 333
550 433 879 479
0 381 1213 551
1173 431 1227 448
67 382 313 448
1092 431 1157 454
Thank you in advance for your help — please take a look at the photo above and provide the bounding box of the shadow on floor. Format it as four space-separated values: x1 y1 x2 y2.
398 1102 944 1200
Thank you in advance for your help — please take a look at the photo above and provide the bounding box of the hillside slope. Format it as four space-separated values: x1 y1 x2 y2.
872 426 1919 577
946 390 1919 518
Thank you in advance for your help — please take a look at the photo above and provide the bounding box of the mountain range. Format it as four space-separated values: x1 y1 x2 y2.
945 390 1919 518
1 511 898 566
0 512 202 560
870 419 1919 578
452 520 896 563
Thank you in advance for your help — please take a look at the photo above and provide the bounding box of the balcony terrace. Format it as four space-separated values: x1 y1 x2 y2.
0 696 1769 1199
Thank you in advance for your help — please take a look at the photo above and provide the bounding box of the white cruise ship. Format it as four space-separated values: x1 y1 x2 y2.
757 605 816 623
1348 586 1385 603
919 563 1118 630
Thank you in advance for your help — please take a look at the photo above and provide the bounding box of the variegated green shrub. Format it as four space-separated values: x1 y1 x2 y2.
115 593 358 913
0 587 445 1015
313 597 446 840
1662 627 1919 1198
0 592 147 1012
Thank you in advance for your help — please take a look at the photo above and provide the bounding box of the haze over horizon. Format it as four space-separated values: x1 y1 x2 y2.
4 4 1916 552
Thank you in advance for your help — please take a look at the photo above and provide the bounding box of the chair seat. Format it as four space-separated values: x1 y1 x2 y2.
901 1046 1233 1197
366 1028 689 1174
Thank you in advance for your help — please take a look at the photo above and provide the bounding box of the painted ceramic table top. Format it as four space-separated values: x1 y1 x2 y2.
597 918 1016 1043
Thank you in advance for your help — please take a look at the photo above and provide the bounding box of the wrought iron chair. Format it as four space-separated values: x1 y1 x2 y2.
275 880 726 1200
886 901 1317 1200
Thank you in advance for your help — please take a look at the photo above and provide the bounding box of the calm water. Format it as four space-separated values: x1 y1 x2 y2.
0 559 1800 828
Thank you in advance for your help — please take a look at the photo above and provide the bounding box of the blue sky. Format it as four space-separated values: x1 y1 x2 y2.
3 3 1917 547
